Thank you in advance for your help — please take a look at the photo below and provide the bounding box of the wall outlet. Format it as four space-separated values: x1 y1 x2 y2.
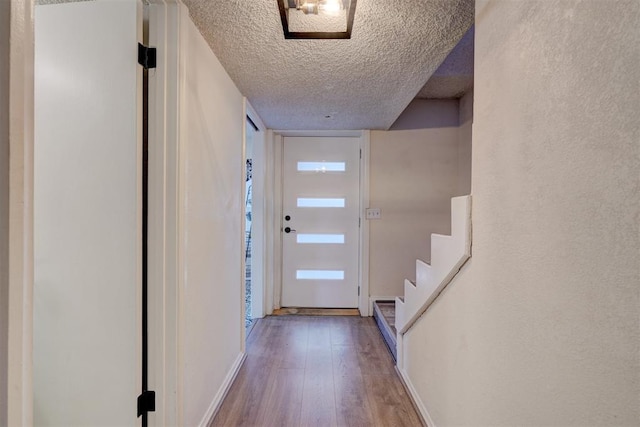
366 208 381 219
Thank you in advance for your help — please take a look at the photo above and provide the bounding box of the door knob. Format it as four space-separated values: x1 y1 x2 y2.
284 227 296 233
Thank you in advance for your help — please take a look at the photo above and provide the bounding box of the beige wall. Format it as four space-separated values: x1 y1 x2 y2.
390 99 459 130
369 97 474 298
369 125 460 298
404 1 640 425
0 2 9 424
457 90 472 196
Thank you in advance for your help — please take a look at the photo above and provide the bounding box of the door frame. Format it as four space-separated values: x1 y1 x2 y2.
146 1 181 424
6 0 35 424
244 102 266 321
266 130 371 316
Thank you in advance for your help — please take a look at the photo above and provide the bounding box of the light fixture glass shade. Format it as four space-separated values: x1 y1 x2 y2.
319 0 343 15
277 0 356 39
298 0 319 15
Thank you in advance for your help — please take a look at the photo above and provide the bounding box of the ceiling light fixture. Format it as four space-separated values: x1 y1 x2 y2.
277 0 357 39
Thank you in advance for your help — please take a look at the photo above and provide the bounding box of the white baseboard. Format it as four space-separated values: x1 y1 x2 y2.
396 366 436 427
198 352 247 427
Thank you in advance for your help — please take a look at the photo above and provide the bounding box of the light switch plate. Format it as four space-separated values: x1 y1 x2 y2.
366 208 381 219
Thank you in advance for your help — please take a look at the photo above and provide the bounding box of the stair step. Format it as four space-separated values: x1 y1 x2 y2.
416 259 432 288
395 196 472 335
372 300 397 362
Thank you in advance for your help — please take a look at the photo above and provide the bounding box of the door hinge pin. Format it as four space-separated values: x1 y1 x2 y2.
137 390 156 417
138 43 157 69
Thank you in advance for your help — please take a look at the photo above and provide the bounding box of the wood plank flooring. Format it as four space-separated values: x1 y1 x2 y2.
211 316 423 427
272 308 361 316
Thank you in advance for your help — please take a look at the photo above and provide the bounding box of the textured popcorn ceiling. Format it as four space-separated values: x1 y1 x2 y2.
182 0 474 130
417 25 474 99
36 0 474 129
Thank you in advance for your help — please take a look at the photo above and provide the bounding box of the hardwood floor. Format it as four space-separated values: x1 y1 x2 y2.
211 316 424 427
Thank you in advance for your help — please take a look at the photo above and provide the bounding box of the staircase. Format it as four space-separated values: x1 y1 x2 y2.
373 196 472 362
373 300 397 360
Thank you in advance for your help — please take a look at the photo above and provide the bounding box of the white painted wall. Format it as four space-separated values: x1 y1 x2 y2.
404 1 640 425
369 125 460 298
178 11 244 426
0 3 10 424
147 5 247 423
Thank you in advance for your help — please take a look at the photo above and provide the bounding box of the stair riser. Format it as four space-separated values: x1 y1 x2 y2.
415 260 432 289
395 196 472 334
372 301 397 361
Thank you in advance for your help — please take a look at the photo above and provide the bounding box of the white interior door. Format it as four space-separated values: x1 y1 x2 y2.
281 137 360 308
34 1 141 425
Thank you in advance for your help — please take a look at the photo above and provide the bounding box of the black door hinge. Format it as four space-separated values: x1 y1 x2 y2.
137 390 156 417
138 43 157 69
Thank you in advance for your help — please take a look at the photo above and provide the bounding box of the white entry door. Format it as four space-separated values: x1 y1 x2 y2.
34 1 141 425
281 137 361 308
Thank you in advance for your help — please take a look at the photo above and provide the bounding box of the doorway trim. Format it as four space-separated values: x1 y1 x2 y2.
244 101 266 324
267 130 371 316
7 0 35 425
